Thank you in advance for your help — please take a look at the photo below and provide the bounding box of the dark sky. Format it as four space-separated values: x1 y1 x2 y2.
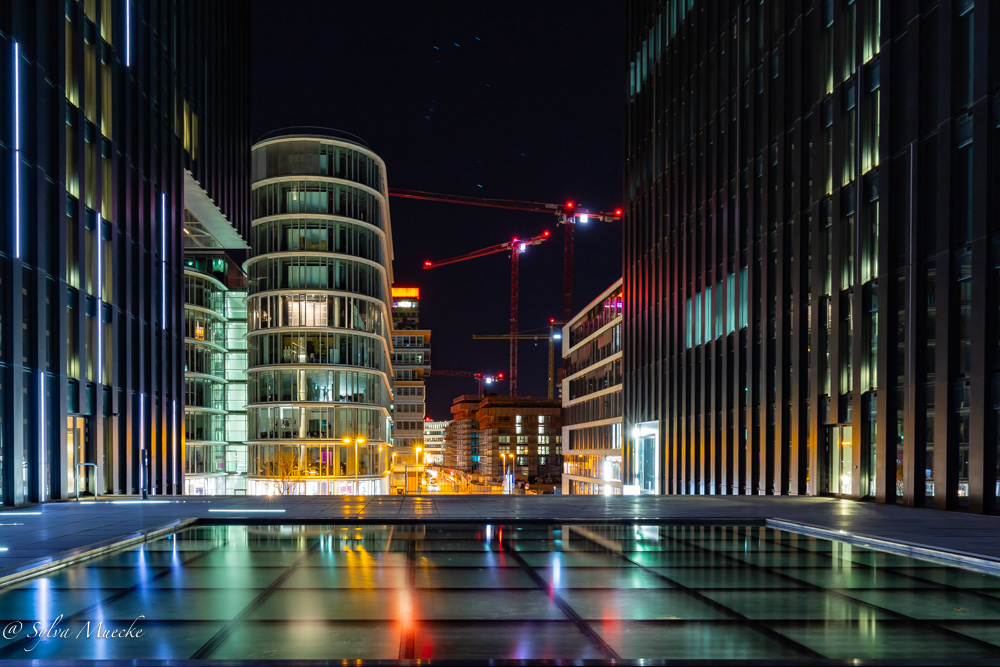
251 1 625 421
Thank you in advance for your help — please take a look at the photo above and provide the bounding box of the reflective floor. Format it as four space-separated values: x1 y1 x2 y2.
2 523 1000 661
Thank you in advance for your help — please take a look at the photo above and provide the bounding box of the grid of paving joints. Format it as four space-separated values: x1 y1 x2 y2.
3 523 1000 661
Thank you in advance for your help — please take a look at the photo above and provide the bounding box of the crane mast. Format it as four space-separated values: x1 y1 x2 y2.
423 231 551 397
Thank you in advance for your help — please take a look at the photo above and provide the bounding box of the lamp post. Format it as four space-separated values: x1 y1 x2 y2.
343 436 365 495
415 446 422 493
391 452 398 494
500 453 508 495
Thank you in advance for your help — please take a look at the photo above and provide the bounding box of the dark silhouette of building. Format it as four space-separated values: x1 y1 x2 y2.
0 1 249 504
623 0 1000 511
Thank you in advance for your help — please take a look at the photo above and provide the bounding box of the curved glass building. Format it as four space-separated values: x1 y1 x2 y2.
247 133 394 495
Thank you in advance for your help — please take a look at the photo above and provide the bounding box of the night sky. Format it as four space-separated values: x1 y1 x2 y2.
251 1 625 420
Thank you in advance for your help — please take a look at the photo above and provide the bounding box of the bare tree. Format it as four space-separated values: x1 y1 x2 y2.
269 448 302 496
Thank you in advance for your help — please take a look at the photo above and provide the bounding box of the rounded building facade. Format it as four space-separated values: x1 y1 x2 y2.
246 134 394 495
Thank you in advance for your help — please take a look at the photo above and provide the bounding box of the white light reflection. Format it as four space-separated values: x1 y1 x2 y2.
125 0 130 66
14 41 21 258
161 193 167 329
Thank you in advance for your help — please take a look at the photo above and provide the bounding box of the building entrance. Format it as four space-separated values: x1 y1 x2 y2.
66 416 87 497
827 424 853 497
631 421 660 495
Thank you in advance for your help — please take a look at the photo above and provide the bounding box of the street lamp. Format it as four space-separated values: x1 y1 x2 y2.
415 446 423 494
343 436 365 495
500 453 509 494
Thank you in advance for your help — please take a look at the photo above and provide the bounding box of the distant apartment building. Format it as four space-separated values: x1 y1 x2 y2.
446 395 481 473
479 397 562 483
561 280 623 495
446 394 562 482
423 420 449 466
390 287 430 465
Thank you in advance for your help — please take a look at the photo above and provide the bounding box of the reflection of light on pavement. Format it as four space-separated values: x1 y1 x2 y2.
551 552 561 590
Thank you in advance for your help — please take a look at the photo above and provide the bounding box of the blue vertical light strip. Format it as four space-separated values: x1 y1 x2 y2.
14 41 21 259
125 0 131 67
96 213 103 385
39 372 44 451
161 193 167 329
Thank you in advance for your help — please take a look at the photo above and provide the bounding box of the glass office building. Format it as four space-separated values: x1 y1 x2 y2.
0 1 249 505
624 0 1000 511
183 253 249 495
246 133 394 495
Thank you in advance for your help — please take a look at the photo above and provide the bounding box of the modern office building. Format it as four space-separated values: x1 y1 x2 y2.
624 0 1000 512
0 1 249 505
423 419 449 466
182 252 249 495
562 279 624 495
390 286 430 465
246 132 394 495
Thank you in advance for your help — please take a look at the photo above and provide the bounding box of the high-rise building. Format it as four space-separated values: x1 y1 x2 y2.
390 286 430 465
0 1 249 505
423 419 449 466
246 132 394 495
562 279 623 495
624 1 1000 511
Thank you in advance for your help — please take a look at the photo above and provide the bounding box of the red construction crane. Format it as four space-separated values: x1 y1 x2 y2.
423 230 552 397
427 370 505 397
390 188 622 322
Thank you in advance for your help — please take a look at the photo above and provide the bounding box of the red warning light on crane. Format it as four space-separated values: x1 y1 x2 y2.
424 261 433 267
565 201 574 210
615 208 623 216
498 373 504 379
542 230 550 237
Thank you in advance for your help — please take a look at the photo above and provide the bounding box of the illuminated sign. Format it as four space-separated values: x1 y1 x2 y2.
391 287 420 298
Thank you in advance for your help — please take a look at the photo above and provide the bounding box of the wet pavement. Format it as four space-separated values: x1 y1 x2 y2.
2 523 1000 662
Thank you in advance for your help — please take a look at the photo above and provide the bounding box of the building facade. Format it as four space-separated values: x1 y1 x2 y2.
624 0 1000 511
390 286 430 465
246 133 394 495
423 419 449 466
444 393 563 482
479 397 563 483
445 394 481 473
0 1 249 505
562 279 624 495
182 252 249 495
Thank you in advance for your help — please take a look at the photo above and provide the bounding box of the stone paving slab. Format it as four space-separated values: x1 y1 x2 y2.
1 495 999 584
